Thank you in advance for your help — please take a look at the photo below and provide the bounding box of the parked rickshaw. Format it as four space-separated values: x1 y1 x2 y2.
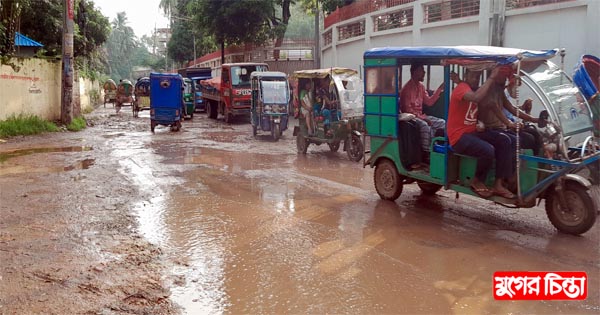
250 71 290 141
115 79 134 113
573 54 600 138
363 46 599 235
103 79 117 107
150 72 183 132
133 77 150 118
183 78 195 119
292 68 364 161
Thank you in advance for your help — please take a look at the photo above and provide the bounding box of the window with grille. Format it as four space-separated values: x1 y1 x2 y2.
323 30 332 46
338 20 366 41
423 0 479 24
374 7 414 31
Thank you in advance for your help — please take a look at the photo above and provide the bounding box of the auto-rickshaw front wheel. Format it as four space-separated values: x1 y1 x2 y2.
374 159 403 201
272 124 281 141
545 182 597 235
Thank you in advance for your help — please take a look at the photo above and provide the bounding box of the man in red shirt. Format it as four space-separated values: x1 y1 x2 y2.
400 63 446 152
448 67 515 199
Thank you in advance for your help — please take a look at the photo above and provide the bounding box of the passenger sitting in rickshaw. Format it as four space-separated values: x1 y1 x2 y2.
400 62 446 153
315 78 334 135
300 80 315 135
448 67 515 199
478 66 540 164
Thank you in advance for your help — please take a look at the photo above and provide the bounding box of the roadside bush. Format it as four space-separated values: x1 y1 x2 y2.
0 114 59 138
67 117 87 131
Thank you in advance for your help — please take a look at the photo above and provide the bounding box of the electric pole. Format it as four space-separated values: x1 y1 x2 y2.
314 1 320 69
61 0 75 124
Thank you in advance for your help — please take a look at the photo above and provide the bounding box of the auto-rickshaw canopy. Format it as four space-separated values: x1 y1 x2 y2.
103 79 117 90
293 68 363 119
292 67 358 79
364 46 558 65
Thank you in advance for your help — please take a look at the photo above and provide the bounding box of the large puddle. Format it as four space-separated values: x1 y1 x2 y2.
119 129 599 315
0 146 95 175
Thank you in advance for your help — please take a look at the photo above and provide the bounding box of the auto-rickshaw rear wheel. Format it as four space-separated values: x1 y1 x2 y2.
297 134 308 154
374 159 403 201
150 120 156 133
328 141 340 152
545 182 597 235
347 133 364 162
171 121 182 132
417 181 442 195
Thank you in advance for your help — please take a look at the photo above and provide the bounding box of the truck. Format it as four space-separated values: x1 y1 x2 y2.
200 63 269 123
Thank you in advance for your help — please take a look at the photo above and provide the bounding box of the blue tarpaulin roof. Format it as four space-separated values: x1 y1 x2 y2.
15 32 43 47
364 46 557 64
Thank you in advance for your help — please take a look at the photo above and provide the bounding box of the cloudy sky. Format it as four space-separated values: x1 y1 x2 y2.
92 0 170 38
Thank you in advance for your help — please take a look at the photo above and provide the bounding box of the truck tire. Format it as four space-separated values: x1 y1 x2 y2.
207 100 217 119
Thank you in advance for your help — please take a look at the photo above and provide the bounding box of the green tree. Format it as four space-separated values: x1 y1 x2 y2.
0 0 25 55
105 12 138 80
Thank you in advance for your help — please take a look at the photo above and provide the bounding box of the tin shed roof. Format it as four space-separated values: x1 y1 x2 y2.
15 32 43 47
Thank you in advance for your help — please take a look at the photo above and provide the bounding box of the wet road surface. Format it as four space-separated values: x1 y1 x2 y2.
1 106 599 314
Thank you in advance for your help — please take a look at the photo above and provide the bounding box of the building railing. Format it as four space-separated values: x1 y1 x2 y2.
423 0 479 24
324 0 416 29
188 38 315 68
506 0 575 10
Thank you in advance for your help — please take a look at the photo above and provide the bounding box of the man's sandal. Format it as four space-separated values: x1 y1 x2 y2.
470 184 493 198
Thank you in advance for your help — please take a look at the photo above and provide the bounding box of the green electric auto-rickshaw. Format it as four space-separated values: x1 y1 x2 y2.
183 78 195 119
292 68 365 161
363 46 599 235
250 71 290 141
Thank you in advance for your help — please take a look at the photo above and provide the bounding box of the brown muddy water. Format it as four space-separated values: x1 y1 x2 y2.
1 108 598 314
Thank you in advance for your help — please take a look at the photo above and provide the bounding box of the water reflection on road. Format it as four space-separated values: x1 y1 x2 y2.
115 114 599 314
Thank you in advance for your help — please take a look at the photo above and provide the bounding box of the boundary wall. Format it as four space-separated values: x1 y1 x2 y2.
0 58 100 121
322 0 600 73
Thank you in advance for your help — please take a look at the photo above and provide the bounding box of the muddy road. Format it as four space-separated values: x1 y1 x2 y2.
0 106 598 314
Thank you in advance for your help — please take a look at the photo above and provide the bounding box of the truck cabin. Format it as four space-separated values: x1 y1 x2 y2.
222 63 269 88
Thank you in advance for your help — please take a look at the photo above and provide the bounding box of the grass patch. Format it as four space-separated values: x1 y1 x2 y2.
67 116 87 131
0 114 59 138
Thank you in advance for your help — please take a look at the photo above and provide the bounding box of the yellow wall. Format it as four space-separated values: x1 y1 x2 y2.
0 57 100 121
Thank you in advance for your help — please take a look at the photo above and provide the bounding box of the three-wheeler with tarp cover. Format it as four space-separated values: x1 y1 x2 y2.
103 79 117 107
292 68 365 161
133 77 150 118
362 46 599 235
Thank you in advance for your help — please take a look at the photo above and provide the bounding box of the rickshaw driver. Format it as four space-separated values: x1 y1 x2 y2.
503 76 542 155
400 63 446 152
448 67 515 199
